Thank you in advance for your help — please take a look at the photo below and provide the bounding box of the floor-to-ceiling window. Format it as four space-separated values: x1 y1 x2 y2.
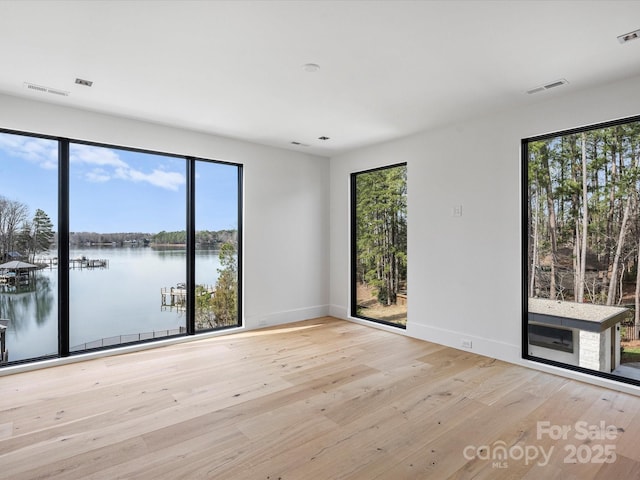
0 129 242 366
0 131 59 363
351 163 407 328
524 115 640 385
69 143 189 350
194 160 241 331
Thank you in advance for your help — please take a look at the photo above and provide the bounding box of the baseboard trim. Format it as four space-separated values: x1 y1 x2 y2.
245 304 330 329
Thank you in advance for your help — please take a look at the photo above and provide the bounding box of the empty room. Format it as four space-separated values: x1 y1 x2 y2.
2 1 640 478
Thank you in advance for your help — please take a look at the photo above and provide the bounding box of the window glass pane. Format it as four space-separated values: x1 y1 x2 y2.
195 161 240 331
526 120 640 381
69 143 187 351
352 164 407 327
0 132 58 363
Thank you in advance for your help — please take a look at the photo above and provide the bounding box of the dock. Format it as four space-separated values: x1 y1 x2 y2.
69 257 109 269
0 260 37 287
161 286 187 309
33 257 58 268
160 284 215 310
33 257 109 269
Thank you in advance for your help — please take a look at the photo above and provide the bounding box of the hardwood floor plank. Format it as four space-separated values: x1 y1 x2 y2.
0 316 639 479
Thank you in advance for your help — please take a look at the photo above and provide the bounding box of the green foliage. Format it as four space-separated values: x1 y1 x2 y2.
211 242 238 326
194 284 215 329
32 209 54 253
151 229 237 246
621 345 640 364
152 230 186 244
194 242 238 329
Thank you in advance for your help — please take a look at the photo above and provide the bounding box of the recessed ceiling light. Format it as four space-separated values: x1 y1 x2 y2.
302 63 320 73
318 136 330 141
618 29 640 44
526 79 569 94
75 78 93 87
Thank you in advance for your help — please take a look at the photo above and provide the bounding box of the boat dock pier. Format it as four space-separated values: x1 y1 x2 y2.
160 284 215 310
161 286 187 309
34 257 109 269
69 257 109 269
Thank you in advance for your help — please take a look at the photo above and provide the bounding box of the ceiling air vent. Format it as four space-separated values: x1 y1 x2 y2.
618 29 640 44
526 79 569 95
24 82 70 97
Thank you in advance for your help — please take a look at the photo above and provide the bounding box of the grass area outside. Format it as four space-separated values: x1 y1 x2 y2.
621 344 640 364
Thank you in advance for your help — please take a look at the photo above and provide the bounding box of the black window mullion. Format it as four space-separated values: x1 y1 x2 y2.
236 165 243 327
58 139 70 357
349 173 358 319
186 158 196 335
521 139 529 361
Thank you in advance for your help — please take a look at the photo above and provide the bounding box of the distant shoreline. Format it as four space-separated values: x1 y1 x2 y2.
70 243 222 249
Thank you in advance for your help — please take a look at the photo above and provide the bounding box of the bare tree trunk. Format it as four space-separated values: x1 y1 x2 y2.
607 140 638 306
577 132 589 302
619 260 625 305
608 190 632 305
530 190 540 298
574 222 581 301
574 203 580 302
541 148 559 299
570 136 580 302
635 235 640 333
604 141 617 294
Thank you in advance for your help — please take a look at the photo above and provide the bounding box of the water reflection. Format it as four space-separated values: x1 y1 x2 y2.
0 248 225 364
33 275 55 326
0 273 55 330
0 270 58 361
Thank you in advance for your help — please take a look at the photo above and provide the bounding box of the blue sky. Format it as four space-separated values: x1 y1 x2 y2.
0 132 239 233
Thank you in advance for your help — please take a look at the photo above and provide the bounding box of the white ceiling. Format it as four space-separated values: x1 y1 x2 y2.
1 0 639 156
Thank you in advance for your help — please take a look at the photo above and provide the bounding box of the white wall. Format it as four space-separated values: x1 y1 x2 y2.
329 74 640 393
0 92 330 330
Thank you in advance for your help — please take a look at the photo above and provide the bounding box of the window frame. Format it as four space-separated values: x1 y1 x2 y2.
350 162 407 329
521 114 640 387
0 127 243 365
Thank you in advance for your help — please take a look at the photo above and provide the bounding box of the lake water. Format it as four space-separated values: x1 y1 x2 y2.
0 247 223 363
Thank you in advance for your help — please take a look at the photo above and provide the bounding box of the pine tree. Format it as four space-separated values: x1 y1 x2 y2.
355 165 407 307
32 209 54 254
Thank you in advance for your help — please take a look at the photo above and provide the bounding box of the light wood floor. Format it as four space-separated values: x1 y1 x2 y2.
1 317 640 479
